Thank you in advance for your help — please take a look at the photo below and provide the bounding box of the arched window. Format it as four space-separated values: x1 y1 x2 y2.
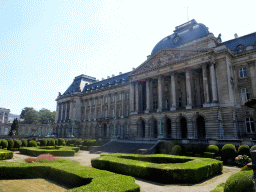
245 117 255 133
236 44 245 54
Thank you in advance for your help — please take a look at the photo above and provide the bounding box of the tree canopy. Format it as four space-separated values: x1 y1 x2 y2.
20 108 55 124
9 118 19 136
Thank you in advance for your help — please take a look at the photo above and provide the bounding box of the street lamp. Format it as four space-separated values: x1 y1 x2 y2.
158 108 164 139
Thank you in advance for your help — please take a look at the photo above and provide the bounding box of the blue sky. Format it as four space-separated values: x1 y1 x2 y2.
1 0 256 115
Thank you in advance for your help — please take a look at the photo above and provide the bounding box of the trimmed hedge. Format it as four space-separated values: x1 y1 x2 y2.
19 147 75 157
14 140 22 149
238 145 250 156
48 138 55 146
40 139 48 146
0 159 140 191
170 145 182 155
54 139 58 146
28 140 37 147
222 144 237 162
0 149 13 160
21 139 28 147
80 146 90 151
58 138 65 146
224 170 254 192
203 152 215 158
250 145 256 151
1 139 8 149
167 141 180 153
206 145 219 155
7 139 14 150
92 153 223 184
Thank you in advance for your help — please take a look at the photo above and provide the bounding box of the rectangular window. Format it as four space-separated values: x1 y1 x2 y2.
153 101 158 110
111 108 115 117
125 106 129 116
126 92 129 99
93 99 95 105
241 88 250 104
88 100 90 106
112 95 115 102
104 109 108 118
105 96 108 103
239 67 248 78
118 107 121 117
98 98 101 104
179 98 182 107
165 99 169 109
119 93 122 100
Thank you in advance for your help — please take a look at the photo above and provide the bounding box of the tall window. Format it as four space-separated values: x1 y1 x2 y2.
119 93 122 100
153 101 158 110
179 98 182 107
118 107 121 117
125 92 129 99
112 95 115 102
165 99 169 109
125 106 129 116
105 96 108 103
97 110 101 118
241 88 250 103
92 111 95 119
98 98 101 104
93 99 95 105
111 108 115 117
88 100 90 106
239 67 247 77
245 117 255 133
165 84 168 92
104 108 108 118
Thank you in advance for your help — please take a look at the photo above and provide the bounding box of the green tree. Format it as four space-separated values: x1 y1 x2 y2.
38 108 56 124
20 107 34 119
9 118 19 136
23 110 39 124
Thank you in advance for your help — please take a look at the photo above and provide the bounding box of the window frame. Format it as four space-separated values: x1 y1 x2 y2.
241 88 250 104
239 67 248 78
245 117 255 133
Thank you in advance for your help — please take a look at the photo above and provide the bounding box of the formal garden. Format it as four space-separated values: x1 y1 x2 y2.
0 137 255 191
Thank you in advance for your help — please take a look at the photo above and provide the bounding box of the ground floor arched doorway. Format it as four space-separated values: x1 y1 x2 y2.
150 119 158 138
180 117 187 138
197 116 206 139
137 119 145 138
164 118 171 138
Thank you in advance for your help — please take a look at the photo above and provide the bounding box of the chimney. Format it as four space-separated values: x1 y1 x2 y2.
102 78 104 80
119 72 122 75
107 76 110 79
147 55 151 60
234 33 238 38
132 67 135 71
112 74 115 77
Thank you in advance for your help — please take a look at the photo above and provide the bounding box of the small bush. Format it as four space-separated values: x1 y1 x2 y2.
241 165 252 171
40 139 48 146
156 141 166 153
159 149 167 154
48 138 55 146
186 152 193 156
66 139 73 146
224 170 254 192
0 149 13 160
194 143 207 155
54 139 58 146
28 140 37 147
58 138 65 146
222 144 237 163
75 139 83 146
184 145 194 153
21 139 28 147
1 139 8 148
206 145 219 155
37 142 40 146
82 139 88 146
166 141 180 153
195 154 201 157
170 145 182 155
235 155 251 166
14 140 22 148
238 145 250 156
7 139 14 150
203 152 215 158
250 145 256 151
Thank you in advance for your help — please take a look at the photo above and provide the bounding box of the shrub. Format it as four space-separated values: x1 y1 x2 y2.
250 145 256 151
184 145 194 153
241 165 252 171
159 149 167 154
0 140 1 146
21 139 28 147
195 154 201 157
58 138 65 146
1 139 8 148
82 139 88 146
0 149 13 160
28 140 37 147
166 141 180 153
156 141 166 153
186 152 193 156
224 170 254 192
203 152 215 158
235 155 251 166
48 138 55 146
0 146 2 149
54 139 58 146
206 145 219 155
14 140 22 148
87 140 97 147
238 145 250 156
222 144 237 163
75 139 83 146
194 143 207 155
66 139 73 146
40 139 48 146
170 145 182 155
37 142 40 146
7 139 14 150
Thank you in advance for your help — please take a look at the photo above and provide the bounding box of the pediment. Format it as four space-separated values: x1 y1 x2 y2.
130 48 212 76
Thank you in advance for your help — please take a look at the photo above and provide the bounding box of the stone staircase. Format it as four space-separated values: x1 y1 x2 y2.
91 141 157 154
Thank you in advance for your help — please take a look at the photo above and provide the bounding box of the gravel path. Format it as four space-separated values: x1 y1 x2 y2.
4 151 241 192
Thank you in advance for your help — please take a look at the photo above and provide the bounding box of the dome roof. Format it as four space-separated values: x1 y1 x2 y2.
151 19 210 55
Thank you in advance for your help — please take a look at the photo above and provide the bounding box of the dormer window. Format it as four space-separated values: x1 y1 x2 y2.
236 44 245 54
239 67 247 78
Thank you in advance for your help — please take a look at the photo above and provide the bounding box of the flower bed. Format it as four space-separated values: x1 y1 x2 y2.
0 149 13 160
0 158 140 191
92 153 223 184
19 147 75 157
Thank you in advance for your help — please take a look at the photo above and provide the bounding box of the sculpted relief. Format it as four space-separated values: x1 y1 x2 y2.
132 49 210 75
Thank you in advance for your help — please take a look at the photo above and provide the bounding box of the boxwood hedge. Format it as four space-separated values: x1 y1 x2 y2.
0 149 13 160
92 153 223 184
19 147 75 157
0 159 140 191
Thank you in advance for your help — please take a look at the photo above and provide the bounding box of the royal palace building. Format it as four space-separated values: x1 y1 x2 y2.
54 19 256 140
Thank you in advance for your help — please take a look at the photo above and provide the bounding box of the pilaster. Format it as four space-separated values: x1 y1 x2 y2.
202 64 211 107
170 72 177 111
185 68 193 109
210 61 219 106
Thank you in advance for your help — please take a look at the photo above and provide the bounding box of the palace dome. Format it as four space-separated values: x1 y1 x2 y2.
151 19 210 55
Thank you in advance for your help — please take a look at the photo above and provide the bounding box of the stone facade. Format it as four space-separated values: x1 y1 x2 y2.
54 20 256 140
0 108 10 124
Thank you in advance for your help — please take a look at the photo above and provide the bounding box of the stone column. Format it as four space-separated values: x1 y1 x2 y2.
202 64 210 107
171 72 177 111
70 101 73 120
129 82 135 113
55 103 59 123
89 99 92 120
65 102 68 121
108 94 111 117
186 68 193 109
149 80 153 111
210 61 218 104
100 96 103 118
157 75 163 112
60 103 64 121
145 79 150 113
135 81 139 113
248 61 256 97
121 91 124 118
94 98 97 120
114 93 117 117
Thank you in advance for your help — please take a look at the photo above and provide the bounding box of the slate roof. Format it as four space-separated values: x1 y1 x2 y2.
151 19 210 55
218 32 256 54
82 72 130 92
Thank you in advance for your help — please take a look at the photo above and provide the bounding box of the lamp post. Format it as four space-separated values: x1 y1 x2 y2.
158 108 164 139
